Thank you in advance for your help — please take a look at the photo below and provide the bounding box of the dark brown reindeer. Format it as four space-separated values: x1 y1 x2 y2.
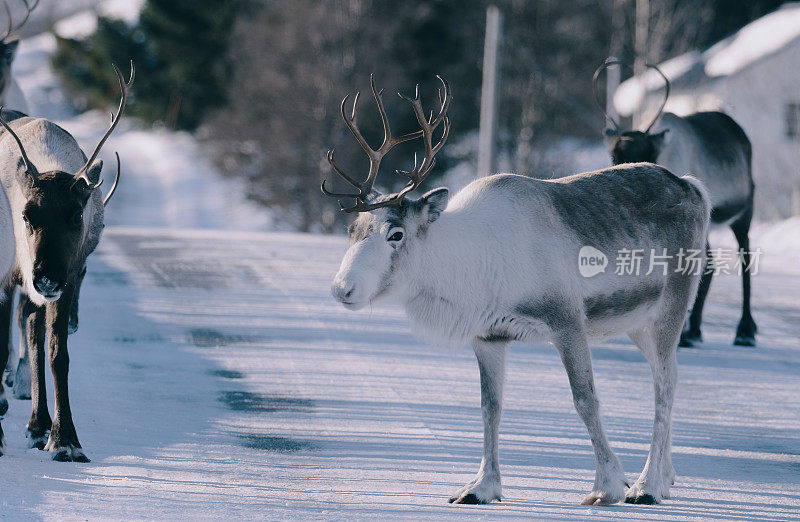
594 59 756 347
0 63 132 461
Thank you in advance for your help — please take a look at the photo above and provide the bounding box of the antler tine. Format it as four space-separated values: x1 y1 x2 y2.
396 74 451 185
1 2 12 42
326 149 362 189
370 74 422 152
75 61 134 186
643 63 670 133
102 151 120 206
592 58 622 132
339 91 373 160
0 105 37 176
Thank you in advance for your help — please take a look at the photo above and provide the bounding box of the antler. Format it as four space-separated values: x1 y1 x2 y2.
642 63 670 133
74 61 134 189
322 75 451 213
1 0 39 42
0 105 39 180
593 58 670 134
592 58 622 133
103 151 121 207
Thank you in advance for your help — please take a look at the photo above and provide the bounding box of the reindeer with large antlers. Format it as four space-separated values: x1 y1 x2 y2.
0 63 132 461
325 76 711 505
594 59 757 347
0 0 38 112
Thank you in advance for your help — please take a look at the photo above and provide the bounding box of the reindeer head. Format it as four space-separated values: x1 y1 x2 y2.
593 59 671 165
323 75 451 309
0 0 37 99
0 62 132 301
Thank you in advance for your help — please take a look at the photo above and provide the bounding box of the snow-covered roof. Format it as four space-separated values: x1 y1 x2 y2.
614 2 800 115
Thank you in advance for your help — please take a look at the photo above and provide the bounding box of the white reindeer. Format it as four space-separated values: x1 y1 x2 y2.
0 143 14 455
0 0 36 389
324 76 711 505
0 63 131 462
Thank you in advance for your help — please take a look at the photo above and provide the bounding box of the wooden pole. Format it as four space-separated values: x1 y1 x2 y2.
634 0 649 128
478 5 502 178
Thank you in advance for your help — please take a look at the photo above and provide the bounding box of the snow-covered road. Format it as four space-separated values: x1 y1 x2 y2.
1 227 798 520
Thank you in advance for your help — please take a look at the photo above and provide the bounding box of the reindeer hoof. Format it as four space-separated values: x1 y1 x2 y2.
449 493 483 504
48 444 90 463
448 477 501 505
625 493 658 504
678 330 701 347
733 334 755 347
27 431 48 450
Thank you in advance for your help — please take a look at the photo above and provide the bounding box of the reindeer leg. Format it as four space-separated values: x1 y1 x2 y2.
2 289 13 388
553 323 627 505
0 287 13 416
12 293 32 399
69 265 86 335
627 277 686 504
0 413 4 456
680 241 712 347
731 210 756 346
449 338 507 504
43 284 88 462
628 328 677 503
25 301 49 449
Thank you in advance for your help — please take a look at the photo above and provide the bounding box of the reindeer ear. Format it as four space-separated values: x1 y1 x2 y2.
651 129 669 152
418 187 449 224
86 160 103 184
14 156 35 192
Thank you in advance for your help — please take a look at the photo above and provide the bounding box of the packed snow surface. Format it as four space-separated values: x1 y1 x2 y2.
1 228 799 520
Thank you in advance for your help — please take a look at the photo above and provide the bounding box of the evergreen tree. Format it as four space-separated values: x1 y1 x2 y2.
52 0 242 130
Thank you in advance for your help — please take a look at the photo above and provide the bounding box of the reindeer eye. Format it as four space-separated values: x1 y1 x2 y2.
72 212 83 226
387 228 404 243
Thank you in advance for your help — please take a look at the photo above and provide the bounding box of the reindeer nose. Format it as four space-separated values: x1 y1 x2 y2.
34 276 61 296
331 282 355 303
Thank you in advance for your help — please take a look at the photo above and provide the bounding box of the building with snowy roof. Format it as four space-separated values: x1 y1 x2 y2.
613 3 800 221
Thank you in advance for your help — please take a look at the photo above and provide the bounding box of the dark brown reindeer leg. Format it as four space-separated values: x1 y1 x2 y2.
69 265 86 334
0 286 13 416
731 206 757 346
680 241 712 347
25 300 49 449
43 284 88 462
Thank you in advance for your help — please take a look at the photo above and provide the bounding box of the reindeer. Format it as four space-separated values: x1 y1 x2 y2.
0 0 39 389
323 76 711 505
594 59 756 347
5 132 119 400
0 63 132 462
0 0 37 113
